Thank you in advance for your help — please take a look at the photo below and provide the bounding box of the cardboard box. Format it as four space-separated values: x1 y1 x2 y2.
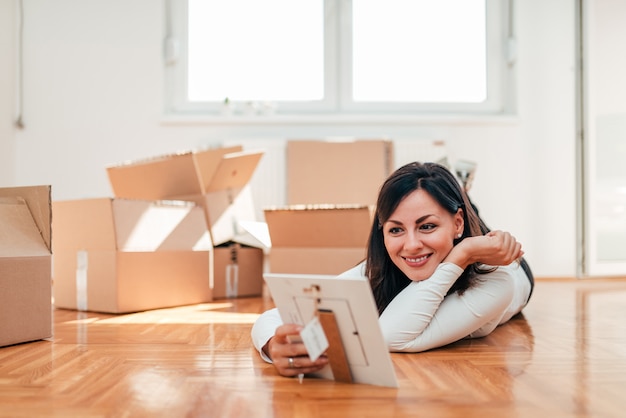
52 198 214 313
264 205 374 275
106 146 265 247
0 185 53 347
212 243 264 299
287 139 394 205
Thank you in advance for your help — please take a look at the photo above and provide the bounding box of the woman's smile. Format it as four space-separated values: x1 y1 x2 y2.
403 253 431 267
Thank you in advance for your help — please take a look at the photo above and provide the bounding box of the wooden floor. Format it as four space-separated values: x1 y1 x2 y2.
1 278 626 418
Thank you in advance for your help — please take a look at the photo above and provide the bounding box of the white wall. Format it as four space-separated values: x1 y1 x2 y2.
0 0 577 278
0 1 17 184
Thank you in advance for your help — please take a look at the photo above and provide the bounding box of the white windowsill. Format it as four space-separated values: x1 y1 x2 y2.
160 113 519 127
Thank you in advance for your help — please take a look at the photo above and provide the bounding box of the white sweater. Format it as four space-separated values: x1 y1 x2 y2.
251 261 532 362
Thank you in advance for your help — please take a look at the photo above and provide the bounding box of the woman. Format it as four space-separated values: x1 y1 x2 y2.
251 162 534 378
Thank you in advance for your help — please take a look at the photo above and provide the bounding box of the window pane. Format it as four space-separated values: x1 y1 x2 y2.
187 0 323 102
352 0 487 102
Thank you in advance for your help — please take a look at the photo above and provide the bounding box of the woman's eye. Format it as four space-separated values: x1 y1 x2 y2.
387 227 403 235
420 223 437 231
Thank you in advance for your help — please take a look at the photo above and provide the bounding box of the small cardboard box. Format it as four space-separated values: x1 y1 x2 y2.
212 243 264 299
106 146 264 247
52 198 214 313
0 185 53 347
287 139 394 205
264 205 374 275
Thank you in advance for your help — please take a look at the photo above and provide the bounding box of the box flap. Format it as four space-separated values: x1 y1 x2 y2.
236 220 271 249
203 150 264 193
0 197 50 257
106 146 247 200
191 145 243 192
107 152 202 199
53 198 118 251
287 139 393 205
192 185 259 246
111 199 213 251
264 205 374 248
0 185 51 251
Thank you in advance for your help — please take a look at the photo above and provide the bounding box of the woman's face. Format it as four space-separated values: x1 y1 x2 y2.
382 189 464 282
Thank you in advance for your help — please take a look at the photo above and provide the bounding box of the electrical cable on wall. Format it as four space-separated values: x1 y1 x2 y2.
15 0 24 129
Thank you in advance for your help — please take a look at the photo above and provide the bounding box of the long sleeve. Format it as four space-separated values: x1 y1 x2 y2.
379 262 515 352
252 262 527 359
250 308 283 362
250 264 366 363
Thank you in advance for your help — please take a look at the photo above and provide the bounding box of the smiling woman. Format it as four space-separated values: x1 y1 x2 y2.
368 160 497 304
251 161 534 374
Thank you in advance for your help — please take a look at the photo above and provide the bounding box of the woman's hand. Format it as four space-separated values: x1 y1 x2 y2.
263 324 329 377
446 230 523 269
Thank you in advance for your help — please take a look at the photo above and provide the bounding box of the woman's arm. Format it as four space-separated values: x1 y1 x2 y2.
250 308 284 362
377 231 520 352
250 264 366 363
379 263 515 352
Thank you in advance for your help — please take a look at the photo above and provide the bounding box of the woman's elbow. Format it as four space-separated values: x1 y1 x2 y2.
383 330 422 353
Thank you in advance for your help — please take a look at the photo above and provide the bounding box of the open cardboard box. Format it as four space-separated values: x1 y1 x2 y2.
264 205 375 275
212 242 265 299
209 220 271 299
0 186 53 347
106 146 265 247
106 146 267 299
286 139 394 206
52 198 214 313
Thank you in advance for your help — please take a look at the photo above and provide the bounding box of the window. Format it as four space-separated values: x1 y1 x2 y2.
164 0 513 116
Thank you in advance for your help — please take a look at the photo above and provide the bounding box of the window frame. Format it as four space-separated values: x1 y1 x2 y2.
163 0 514 117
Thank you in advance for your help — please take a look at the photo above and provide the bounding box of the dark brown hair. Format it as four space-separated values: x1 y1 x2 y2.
365 161 491 314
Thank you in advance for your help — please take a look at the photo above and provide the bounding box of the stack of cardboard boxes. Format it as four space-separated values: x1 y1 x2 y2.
105 145 267 300
1 139 393 333
52 145 266 314
265 139 394 275
0 139 394 345
0 186 53 347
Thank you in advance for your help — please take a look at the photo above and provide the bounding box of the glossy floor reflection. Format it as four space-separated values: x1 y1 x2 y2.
1 278 625 417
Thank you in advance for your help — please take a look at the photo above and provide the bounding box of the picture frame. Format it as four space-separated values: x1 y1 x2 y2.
263 273 398 388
